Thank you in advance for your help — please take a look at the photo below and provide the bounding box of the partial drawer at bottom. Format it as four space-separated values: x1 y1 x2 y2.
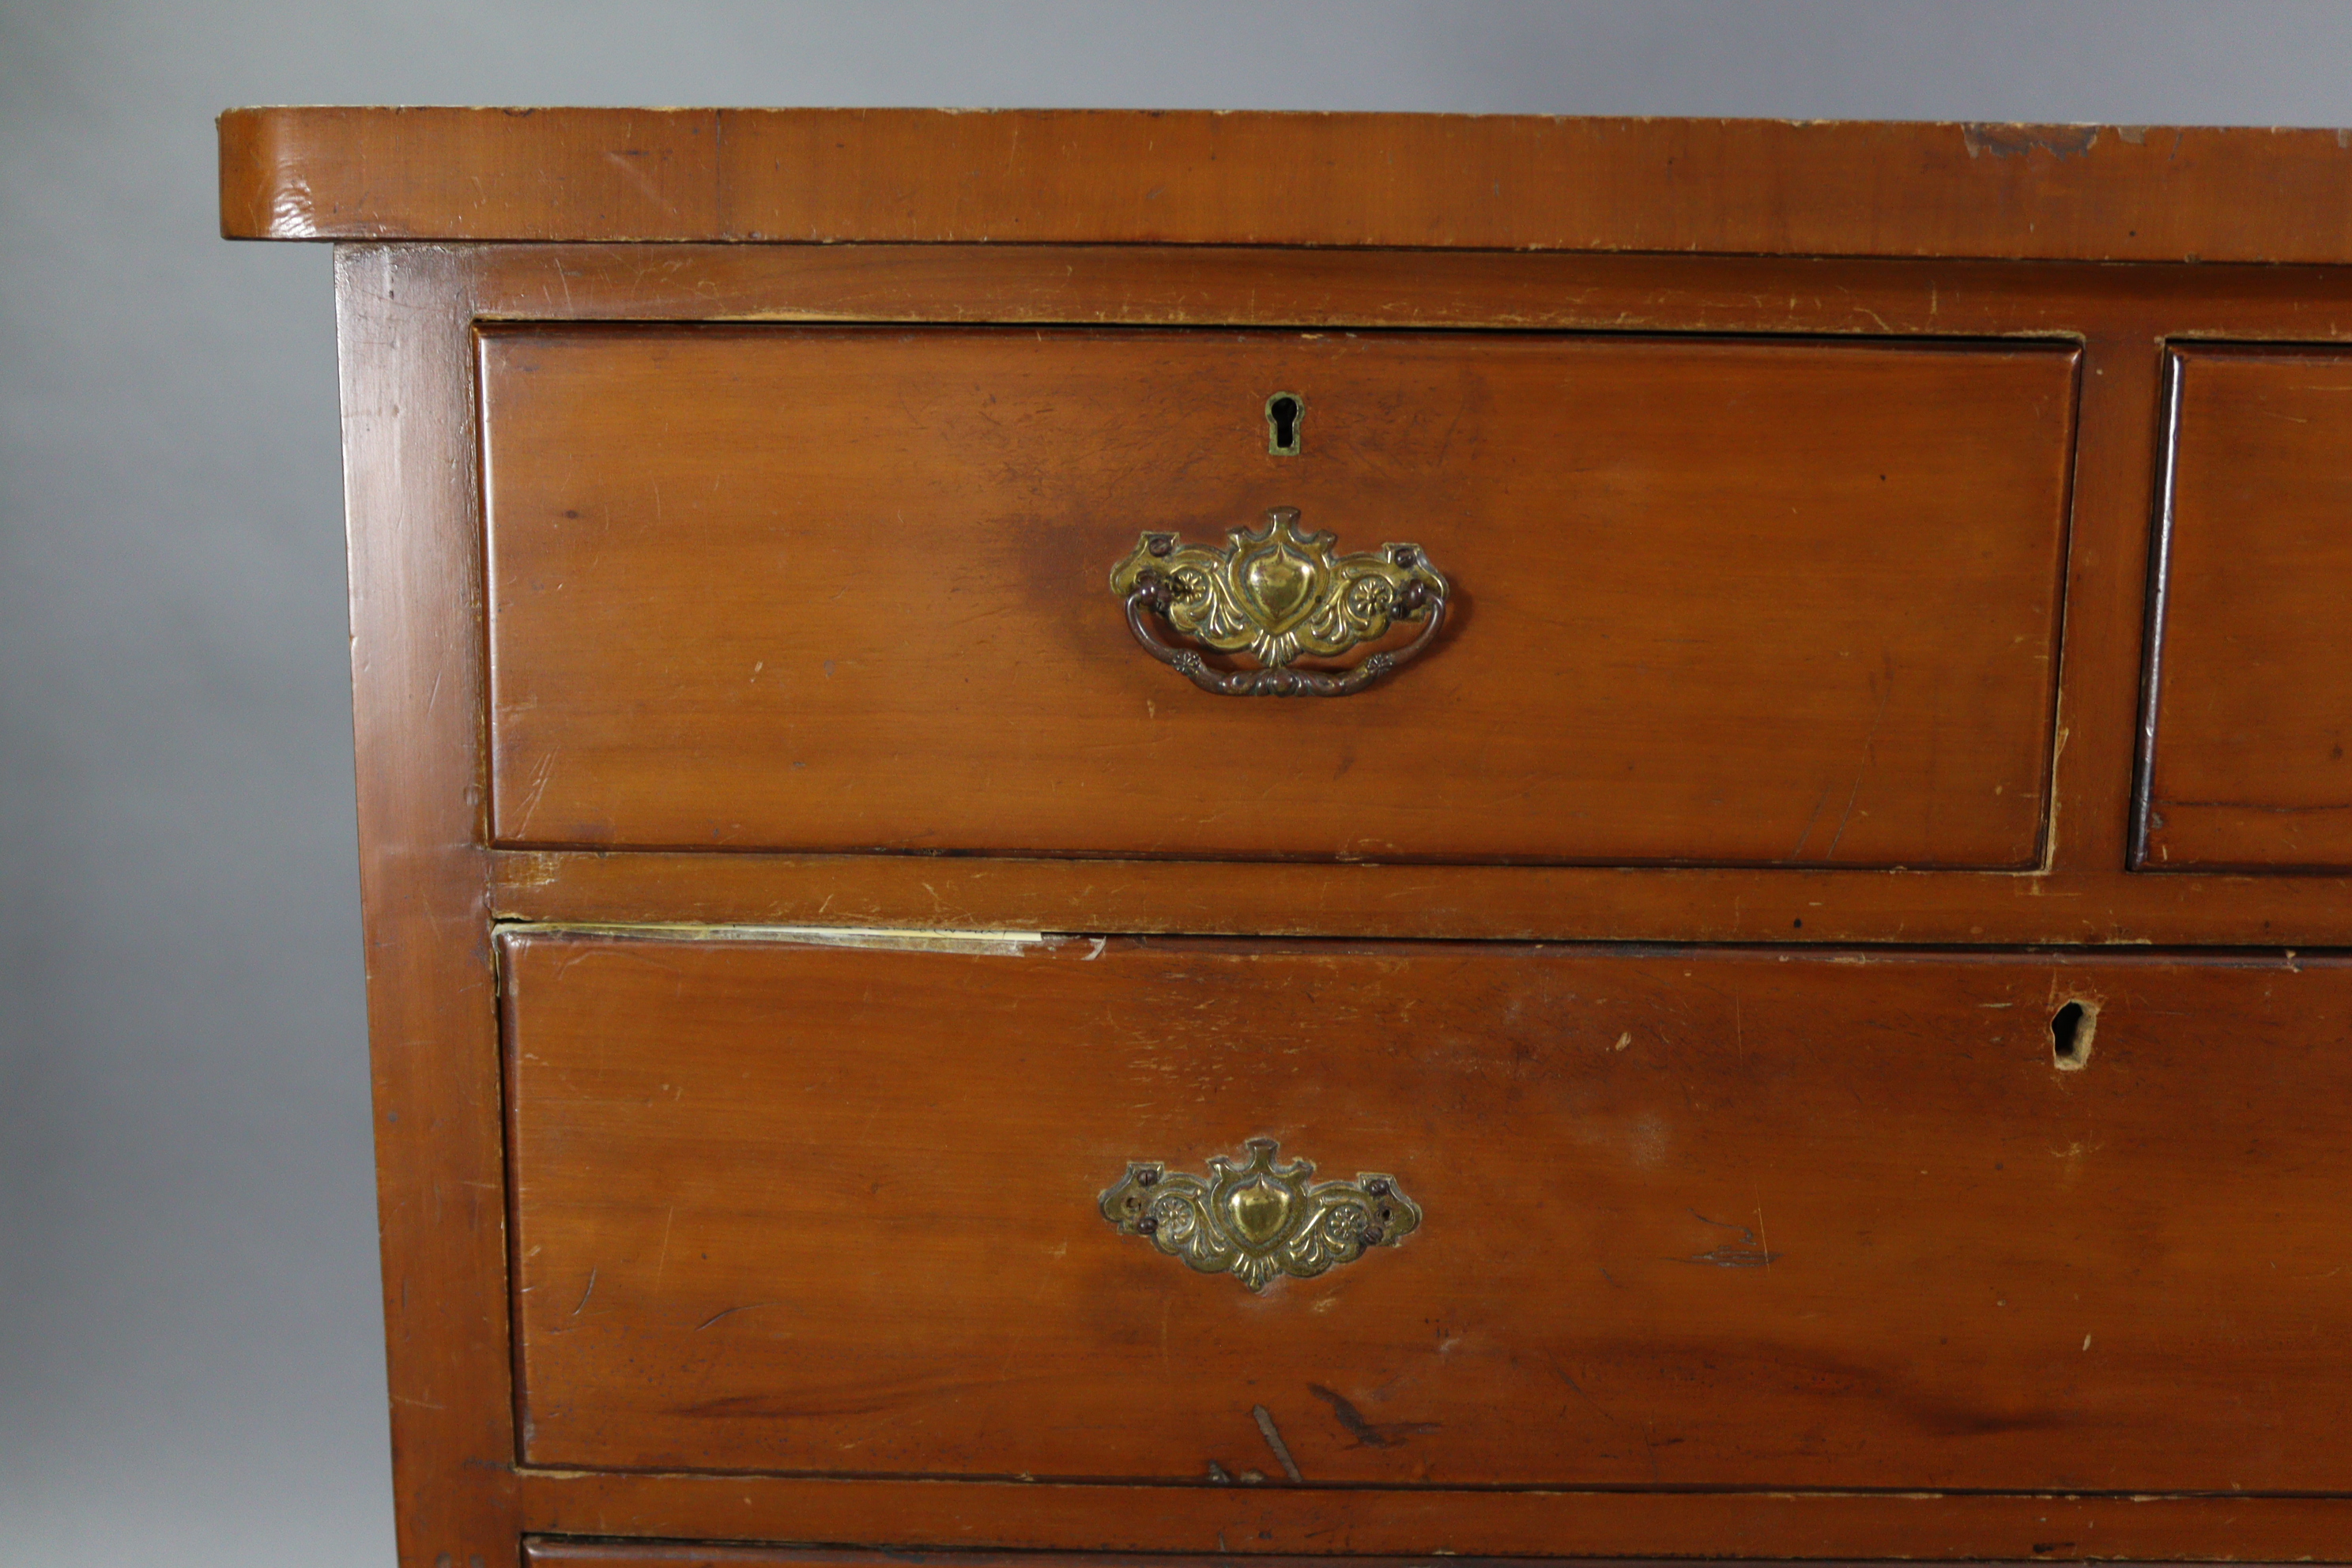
519 1547 2226 1568
500 930 2349 1493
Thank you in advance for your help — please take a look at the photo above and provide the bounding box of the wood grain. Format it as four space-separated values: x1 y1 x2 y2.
223 108 2352 266
235 99 2352 1562
483 326 2074 867
505 931 2352 1494
451 236 2352 341
338 247 520 1564
220 107 718 240
489 849 2352 947
316 232 2352 1566
514 1476 2352 1562
449 238 2352 899
2043 333 2159 875
526 1544 2323 1568
2141 345 2352 869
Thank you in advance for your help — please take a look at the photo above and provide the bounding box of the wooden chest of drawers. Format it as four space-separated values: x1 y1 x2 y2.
223 107 2352 1565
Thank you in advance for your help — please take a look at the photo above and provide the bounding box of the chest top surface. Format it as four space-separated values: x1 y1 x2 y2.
223 104 2352 262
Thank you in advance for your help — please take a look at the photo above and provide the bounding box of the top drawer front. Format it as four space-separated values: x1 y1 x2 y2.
2143 345 2352 870
482 327 2075 865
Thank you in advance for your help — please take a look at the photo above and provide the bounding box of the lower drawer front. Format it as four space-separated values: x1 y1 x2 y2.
503 933 2346 1491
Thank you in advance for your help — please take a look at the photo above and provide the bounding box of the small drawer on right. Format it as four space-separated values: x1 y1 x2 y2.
2143 344 2352 869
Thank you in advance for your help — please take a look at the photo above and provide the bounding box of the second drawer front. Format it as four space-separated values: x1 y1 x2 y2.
481 326 2075 867
504 933 2346 1493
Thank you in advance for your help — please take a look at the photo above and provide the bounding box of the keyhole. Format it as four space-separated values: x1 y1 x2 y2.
2049 1000 2096 1070
1265 393 1303 456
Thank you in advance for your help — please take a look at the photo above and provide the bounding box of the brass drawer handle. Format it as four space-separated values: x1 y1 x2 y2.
1108 508 1449 696
1099 1137 1421 1291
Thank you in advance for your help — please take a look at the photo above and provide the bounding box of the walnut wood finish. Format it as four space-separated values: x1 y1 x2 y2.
2140 345 2352 869
492 849 2352 946
441 240 2352 938
228 108 2352 1567
505 932 2350 1494
482 326 2072 866
221 107 2352 266
337 247 517 1561
514 1486 2352 1564
524 1548 2289 1568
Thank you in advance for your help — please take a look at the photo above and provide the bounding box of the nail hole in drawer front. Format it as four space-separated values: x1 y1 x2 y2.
503 933 2352 1493
481 326 2076 866
2049 998 2095 1069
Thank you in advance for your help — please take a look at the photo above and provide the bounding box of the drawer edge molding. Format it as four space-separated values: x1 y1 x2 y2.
510 1481 2352 1562
487 850 2352 948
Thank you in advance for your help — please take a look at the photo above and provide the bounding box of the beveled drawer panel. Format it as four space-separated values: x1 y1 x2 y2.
503 930 2344 1492
2142 344 2352 869
481 326 2075 867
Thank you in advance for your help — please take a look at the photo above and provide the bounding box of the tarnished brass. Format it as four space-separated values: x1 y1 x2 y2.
1098 1138 1421 1291
1107 507 1449 695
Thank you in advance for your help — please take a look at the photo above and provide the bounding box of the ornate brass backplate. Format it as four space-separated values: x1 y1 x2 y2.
1098 1138 1422 1291
1107 508 1449 696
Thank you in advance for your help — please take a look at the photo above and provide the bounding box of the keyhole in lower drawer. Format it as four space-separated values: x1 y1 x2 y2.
1266 392 1303 455
2049 1000 2096 1070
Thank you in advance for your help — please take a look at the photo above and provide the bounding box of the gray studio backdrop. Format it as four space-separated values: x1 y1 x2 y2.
3 3 2349 1562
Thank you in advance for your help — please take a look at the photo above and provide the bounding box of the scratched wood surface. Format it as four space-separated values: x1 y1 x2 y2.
220 107 2352 266
452 238 2352 905
504 931 2352 1494
490 846 2352 947
337 249 519 1561
523 1547 2268 1568
2140 345 2352 870
483 326 2074 867
514 1478 2352 1562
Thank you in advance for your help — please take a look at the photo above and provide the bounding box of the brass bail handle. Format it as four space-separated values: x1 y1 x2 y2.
1106 508 1449 696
